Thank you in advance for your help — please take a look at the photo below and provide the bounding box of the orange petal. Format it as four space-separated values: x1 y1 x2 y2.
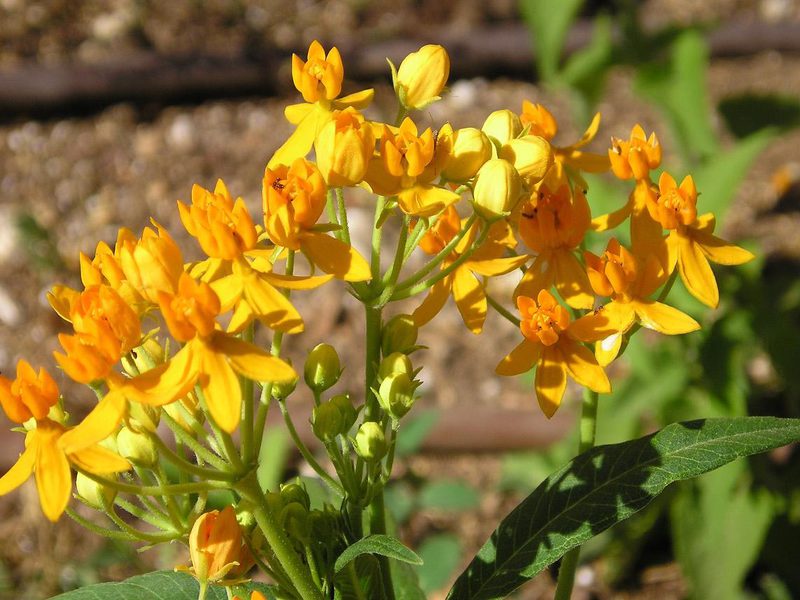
677 235 719 308
468 254 529 277
496 339 541 376
534 346 568 418
452 267 487 334
412 275 453 327
301 232 371 281
560 337 610 394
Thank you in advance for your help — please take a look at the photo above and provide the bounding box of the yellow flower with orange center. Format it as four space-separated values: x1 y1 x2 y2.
269 41 374 169
515 185 594 309
609 124 661 181
412 206 528 334
264 158 370 281
650 172 754 308
496 290 614 417
179 180 258 261
365 117 460 217
0 417 130 521
0 360 59 424
584 238 700 364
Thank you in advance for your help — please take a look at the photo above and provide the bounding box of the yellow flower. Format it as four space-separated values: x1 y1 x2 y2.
436 124 493 182
480 109 554 186
0 360 59 423
269 41 374 169
393 44 450 110
185 506 248 585
264 159 370 281
496 290 614 417
482 109 522 148
179 180 258 261
118 220 184 304
412 206 528 334
0 418 130 521
584 238 700 364
516 185 594 309
314 107 375 187
520 101 558 140
125 273 297 433
365 117 460 217
651 172 755 308
609 124 661 181
472 158 523 221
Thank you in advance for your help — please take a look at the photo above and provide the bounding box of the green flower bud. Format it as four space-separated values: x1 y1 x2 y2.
381 314 418 356
280 481 311 511
330 393 357 433
272 360 298 401
265 491 284 515
312 401 344 441
378 352 414 381
126 402 160 433
482 109 522 148
116 427 158 467
281 502 311 543
304 343 341 393
353 422 387 462
75 472 116 509
378 372 417 420
472 158 522 221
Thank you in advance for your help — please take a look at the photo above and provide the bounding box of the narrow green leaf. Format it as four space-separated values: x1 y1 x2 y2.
50 571 277 600
418 480 480 511
447 417 800 600
519 0 584 81
334 535 422 575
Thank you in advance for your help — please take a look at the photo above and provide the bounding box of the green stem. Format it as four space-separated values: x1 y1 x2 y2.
113 496 172 530
241 323 256 465
79 469 226 496
65 507 143 542
403 217 429 262
363 305 383 422
161 412 227 470
486 292 521 327
554 389 598 600
326 189 340 238
150 434 237 482
238 478 324 600
373 217 410 306
370 196 387 284
337 188 351 245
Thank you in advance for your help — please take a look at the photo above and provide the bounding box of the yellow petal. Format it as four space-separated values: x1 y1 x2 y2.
284 102 314 125
261 272 334 290
515 255 553 300
412 275 453 327
565 150 610 173
128 344 198 406
691 229 755 266
47 285 79 322
335 88 375 110
210 275 244 312
69 444 131 474
228 301 255 334
570 301 634 342
301 231 371 281
560 337 610 394
496 339 541 376
677 234 719 308
35 434 72 521
0 441 35 496
197 342 241 434
397 185 460 218
468 254 528 277
241 276 304 334
632 300 700 335
553 251 594 310
59 391 127 454
210 332 296 383
535 346 567 418
591 201 631 232
452 267 486 334
268 107 326 169
572 113 601 149
595 332 623 367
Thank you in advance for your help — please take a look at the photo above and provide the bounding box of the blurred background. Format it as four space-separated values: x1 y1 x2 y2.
1 0 800 598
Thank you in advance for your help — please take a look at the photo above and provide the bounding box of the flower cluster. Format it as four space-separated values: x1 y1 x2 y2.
0 39 754 598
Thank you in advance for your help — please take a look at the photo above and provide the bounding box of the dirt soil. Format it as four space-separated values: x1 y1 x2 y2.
1 1 799 598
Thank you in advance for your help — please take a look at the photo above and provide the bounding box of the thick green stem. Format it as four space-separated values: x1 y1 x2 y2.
554 389 599 600
238 478 324 600
363 305 383 422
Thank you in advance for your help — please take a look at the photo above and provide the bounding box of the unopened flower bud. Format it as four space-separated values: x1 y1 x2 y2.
438 125 493 182
393 44 450 110
76 472 116 509
126 401 160 433
312 401 344 441
499 135 553 183
272 359 298 401
472 159 523 221
116 427 158 467
381 314 418 356
281 502 311 543
189 506 244 584
353 422 387 462
482 109 522 147
378 372 417 420
304 344 341 393
330 393 357 433
280 481 311 511
315 107 375 187
378 352 414 381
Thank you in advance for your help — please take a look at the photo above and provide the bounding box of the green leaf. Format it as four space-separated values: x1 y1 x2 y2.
334 535 422 574
396 410 439 457
719 93 800 139
693 130 773 226
50 571 278 599
418 480 480 511
560 14 614 112
257 427 290 491
519 0 584 81
418 534 462 594
447 417 800 600
391 559 427 600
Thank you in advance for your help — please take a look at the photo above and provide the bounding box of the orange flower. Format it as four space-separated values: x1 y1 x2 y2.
292 40 344 104
515 185 594 309
520 101 558 140
364 117 460 217
185 506 249 585
0 360 59 423
496 290 614 417
609 124 661 181
651 173 754 307
585 238 700 364
118 221 184 304
314 107 376 187
413 206 528 334
264 159 370 281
